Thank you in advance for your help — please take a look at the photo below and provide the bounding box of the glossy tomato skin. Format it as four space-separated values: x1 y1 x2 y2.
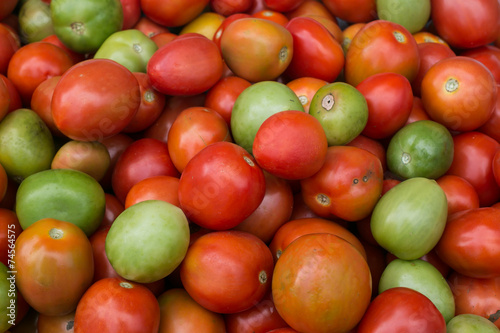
436 175 480 216
431 0 500 49
478 85 500 142
74 277 160 333
300 145 383 221
148 34 223 96
322 0 376 23
178 142 266 230
124 175 180 209
0 23 20 76
89 227 120 282
435 207 500 279
140 0 209 27
461 45 500 84
356 287 446 333
30 75 63 137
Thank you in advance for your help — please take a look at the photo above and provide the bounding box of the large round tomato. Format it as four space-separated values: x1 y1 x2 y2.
74 277 160 333
272 233 372 333
15 218 94 316
51 59 141 141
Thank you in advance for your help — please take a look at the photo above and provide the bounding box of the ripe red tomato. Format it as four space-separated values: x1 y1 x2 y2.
461 45 500 84
74 277 161 333
99 133 135 191
180 230 274 314
300 145 383 222
89 227 120 282
286 0 336 21
148 34 223 96
99 193 124 230
119 0 141 30
30 76 64 137
435 207 500 279
405 97 430 125
0 74 22 112
41 34 86 64
124 175 180 209
285 77 328 113
356 72 413 139
0 78 8 122
321 0 376 23
132 16 170 38
210 0 252 16
478 85 500 142
436 175 480 216
252 10 290 27
494 150 500 187
0 23 19 76
356 287 446 333
140 0 209 27
346 134 387 171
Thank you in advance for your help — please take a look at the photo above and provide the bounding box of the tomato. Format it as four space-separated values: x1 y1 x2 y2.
356 72 413 139
220 18 293 82
210 0 252 16
0 74 22 112
178 142 266 230
376 0 431 34
411 42 456 97
273 233 371 332
0 23 19 77
100 194 124 230
98 133 134 191
74 277 160 333
285 77 327 114
405 96 430 125
0 77 8 122
371 177 448 260
300 145 383 221
52 59 141 141
494 150 500 187
18 0 55 45
421 56 497 132
30 75 64 136
412 31 448 46
447 271 500 328
446 131 500 206
346 134 387 171
111 138 179 204
269 217 366 262
252 10 289 27
41 34 86 64
132 16 170 38
0 163 6 202
286 0 335 21
0 0 17 21
168 106 231 173
150 31 177 48
148 34 223 96
125 175 180 209
0 178 17 210
436 175 480 216
435 207 500 279
212 14 252 51
461 45 500 84
180 12 225 40
0 208 21 267
140 0 209 27
15 218 94 316
89 227 120 282
180 230 274 314
37 311 75 333
322 0 376 23
356 287 446 333
225 291 289 333
447 314 500 332
431 0 500 49
478 85 500 142
341 22 365 54
233 171 293 244
378 259 455 322
119 0 141 30
345 20 420 86
50 0 123 54
157 288 226 333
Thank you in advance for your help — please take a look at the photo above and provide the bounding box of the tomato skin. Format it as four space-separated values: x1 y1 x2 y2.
461 45 500 84
119 0 141 30
494 150 500 187
98 133 134 192
356 287 446 333
286 76 328 114
436 175 480 216
74 277 160 333
346 134 387 171
148 34 223 96
30 75 63 137
37 311 75 333
89 227 120 282
435 207 500 279
15 218 94 316
322 0 376 23
180 230 274 314
446 132 500 207
0 23 20 76
431 0 500 49
210 0 252 16
140 0 209 27
478 85 500 142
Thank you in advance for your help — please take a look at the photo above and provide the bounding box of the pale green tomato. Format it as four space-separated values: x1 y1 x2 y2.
447 314 500 333
376 0 431 34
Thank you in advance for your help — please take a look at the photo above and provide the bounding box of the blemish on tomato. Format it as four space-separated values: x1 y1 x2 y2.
259 270 268 284
49 228 64 240
353 178 359 184
402 152 411 164
392 30 406 43
322 94 335 111
445 78 459 93
119 282 133 289
315 193 331 206
71 22 85 35
133 43 142 53
243 155 254 167
279 46 288 62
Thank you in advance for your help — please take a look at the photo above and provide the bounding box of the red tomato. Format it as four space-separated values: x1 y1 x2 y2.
132 16 170 38
0 208 21 267
37 311 75 333
346 134 387 171
210 0 252 16
431 0 500 49
0 23 19 76
232 171 293 244
15 218 94 316
436 175 480 216
122 72 166 133
264 0 304 12
0 0 17 21
345 20 420 86
494 150 500 187
167 106 232 173
89 227 120 282
252 10 290 27
52 59 141 141
268 217 367 263
286 0 336 21
284 17 344 82
148 34 223 96
446 132 500 206
447 271 500 328
30 76 64 137
119 0 141 30
461 45 500 84
321 0 376 23
421 56 497 132
435 207 500 278
0 178 17 210
478 85 500 142
225 291 289 333
204 76 252 125
405 97 430 125
356 287 446 333
98 133 135 192
411 42 456 97
357 73 413 139
272 233 371 332
252 110 328 180
289 191 321 220
74 277 160 333
178 141 266 230
111 138 179 204
150 32 177 48
285 76 328 114
180 230 274 314
124 175 180 209
7 41 73 105
41 34 86 64
300 146 383 221
0 77 8 121
212 13 252 51
99 193 124 230
140 0 209 27
361 240 387 298
157 288 226 333
0 74 22 112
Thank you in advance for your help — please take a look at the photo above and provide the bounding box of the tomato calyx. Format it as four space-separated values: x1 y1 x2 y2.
445 78 459 93
315 193 331 207
322 94 335 111
392 30 406 43
71 22 85 35
49 228 64 240
119 282 134 289
259 270 267 284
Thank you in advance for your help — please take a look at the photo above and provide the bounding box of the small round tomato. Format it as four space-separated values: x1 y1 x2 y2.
132 16 170 38
405 97 430 125
15 218 94 316
0 74 22 112
140 0 209 27
180 230 274 314
436 175 480 216
120 0 141 30
124 175 180 209
74 278 160 333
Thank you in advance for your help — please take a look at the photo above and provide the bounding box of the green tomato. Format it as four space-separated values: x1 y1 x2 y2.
309 82 368 146
0 263 15 332
18 0 55 44
94 29 158 73
0 108 55 183
370 177 447 260
230 81 304 154
105 200 190 284
376 0 431 34
50 0 123 54
447 314 500 333
386 120 454 179
15 168 105 236
379 258 455 322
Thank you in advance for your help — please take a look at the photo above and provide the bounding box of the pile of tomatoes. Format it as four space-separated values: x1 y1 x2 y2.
1 0 500 332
